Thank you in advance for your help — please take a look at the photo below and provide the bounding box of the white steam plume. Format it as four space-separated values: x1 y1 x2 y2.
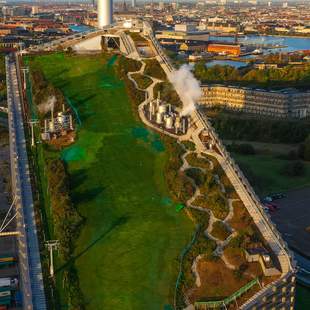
38 96 56 115
169 64 202 116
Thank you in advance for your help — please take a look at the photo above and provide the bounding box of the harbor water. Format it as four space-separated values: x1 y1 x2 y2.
210 34 310 53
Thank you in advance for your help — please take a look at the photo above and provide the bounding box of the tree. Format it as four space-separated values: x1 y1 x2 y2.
281 161 305 177
303 135 310 161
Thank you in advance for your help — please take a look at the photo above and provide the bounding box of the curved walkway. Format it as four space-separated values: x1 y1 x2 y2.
127 57 262 308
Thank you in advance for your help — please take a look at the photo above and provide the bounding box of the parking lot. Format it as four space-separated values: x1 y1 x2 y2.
271 187 310 257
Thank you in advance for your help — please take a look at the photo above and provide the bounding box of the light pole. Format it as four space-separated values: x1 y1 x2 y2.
21 67 29 91
28 119 39 147
46 240 60 278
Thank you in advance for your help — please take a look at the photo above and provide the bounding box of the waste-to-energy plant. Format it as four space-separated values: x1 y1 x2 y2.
146 96 188 135
98 0 113 28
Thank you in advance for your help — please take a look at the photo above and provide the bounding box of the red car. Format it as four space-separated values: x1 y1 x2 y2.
269 202 279 209
264 203 276 212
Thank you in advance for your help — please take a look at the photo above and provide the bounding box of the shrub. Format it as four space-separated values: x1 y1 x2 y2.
181 140 196 151
211 221 231 241
46 159 85 308
131 73 153 89
300 135 310 161
228 143 256 155
153 81 182 107
208 191 229 220
186 152 211 170
211 113 310 144
185 168 206 187
189 208 210 230
281 161 305 177
30 69 66 118
144 59 166 80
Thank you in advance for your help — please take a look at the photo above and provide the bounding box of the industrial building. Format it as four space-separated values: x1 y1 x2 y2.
145 96 188 135
41 107 74 141
155 23 210 48
207 43 241 56
199 85 310 118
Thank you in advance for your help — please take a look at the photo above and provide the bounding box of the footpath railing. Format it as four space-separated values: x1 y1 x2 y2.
195 278 259 309
195 110 293 264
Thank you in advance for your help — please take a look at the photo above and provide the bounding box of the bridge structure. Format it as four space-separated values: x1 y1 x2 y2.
143 20 296 309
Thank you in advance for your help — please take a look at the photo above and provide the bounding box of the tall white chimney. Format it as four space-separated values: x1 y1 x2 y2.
98 0 113 28
132 0 136 8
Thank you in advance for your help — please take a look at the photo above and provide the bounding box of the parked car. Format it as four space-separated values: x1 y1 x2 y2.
264 203 276 212
262 196 273 203
269 202 279 209
270 193 286 200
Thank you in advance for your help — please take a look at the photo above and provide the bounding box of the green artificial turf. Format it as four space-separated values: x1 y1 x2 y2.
233 153 310 196
29 53 194 309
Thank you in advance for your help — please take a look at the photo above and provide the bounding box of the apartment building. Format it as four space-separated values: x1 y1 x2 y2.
199 85 310 118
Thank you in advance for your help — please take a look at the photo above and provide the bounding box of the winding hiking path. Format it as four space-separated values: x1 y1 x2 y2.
127 57 246 308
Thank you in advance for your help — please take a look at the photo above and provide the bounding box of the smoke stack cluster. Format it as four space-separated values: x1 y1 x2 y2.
147 96 188 135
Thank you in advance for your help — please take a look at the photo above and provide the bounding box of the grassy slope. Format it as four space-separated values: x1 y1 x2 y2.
233 153 310 196
30 53 194 309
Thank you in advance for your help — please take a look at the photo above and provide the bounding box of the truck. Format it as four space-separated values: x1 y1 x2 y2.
0 292 10 298
0 256 16 267
0 279 10 289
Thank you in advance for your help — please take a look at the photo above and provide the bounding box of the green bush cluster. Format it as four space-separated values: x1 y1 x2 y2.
115 57 145 109
189 208 210 231
299 134 310 161
131 73 153 89
153 81 182 107
211 221 231 241
185 152 211 170
185 168 206 187
181 140 196 151
227 143 256 155
115 55 142 76
162 137 195 203
211 113 310 144
181 230 217 288
281 161 305 177
193 190 228 220
144 59 166 80
194 61 310 90
30 68 66 118
46 159 85 309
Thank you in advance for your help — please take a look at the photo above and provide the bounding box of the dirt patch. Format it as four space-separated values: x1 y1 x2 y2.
188 258 257 303
228 200 254 231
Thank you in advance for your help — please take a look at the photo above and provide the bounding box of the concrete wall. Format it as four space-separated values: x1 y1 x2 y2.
73 35 102 51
